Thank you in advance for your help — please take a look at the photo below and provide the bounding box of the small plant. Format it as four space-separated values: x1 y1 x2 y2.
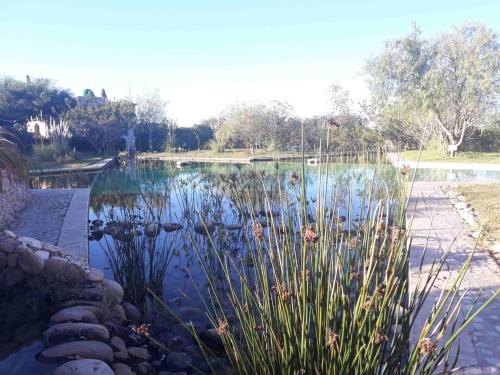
0 127 27 188
209 140 225 154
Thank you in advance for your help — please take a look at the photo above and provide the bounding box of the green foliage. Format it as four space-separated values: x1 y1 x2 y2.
0 76 75 129
366 23 500 152
0 127 27 183
193 124 214 149
208 139 225 153
64 99 136 155
477 125 500 152
135 123 169 152
150 157 497 374
173 127 198 150
32 142 67 162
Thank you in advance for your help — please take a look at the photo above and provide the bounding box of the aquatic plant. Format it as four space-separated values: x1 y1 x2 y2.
150 154 498 374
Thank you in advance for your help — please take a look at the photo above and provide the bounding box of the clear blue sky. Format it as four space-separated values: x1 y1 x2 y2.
1 0 498 125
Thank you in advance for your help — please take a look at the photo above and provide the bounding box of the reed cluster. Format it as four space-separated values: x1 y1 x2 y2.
155 156 497 374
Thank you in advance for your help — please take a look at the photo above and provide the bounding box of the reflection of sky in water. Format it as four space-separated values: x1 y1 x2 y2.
413 168 500 182
88 161 398 310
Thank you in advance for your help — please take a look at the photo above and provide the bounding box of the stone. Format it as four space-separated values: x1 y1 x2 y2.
43 322 110 345
0 236 18 253
133 361 156 375
114 349 130 361
183 344 204 361
144 222 161 237
53 359 114 375
34 250 50 261
17 236 42 250
165 352 193 372
110 335 127 352
69 287 104 302
113 362 136 375
0 267 24 289
44 256 84 283
102 278 124 304
7 253 18 267
128 346 151 361
13 243 28 254
17 250 45 275
113 304 127 322
163 222 183 232
0 251 6 269
199 328 223 350
50 305 100 324
123 302 142 322
177 306 206 323
12 320 44 343
199 357 232 374
2 230 16 239
26 275 41 288
38 340 114 363
127 332 148 346
86 267 105 283
194 222 214 235
41 242 63 256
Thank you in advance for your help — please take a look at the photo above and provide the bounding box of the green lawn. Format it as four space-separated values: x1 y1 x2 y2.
29 154 103 170
139 149 303 159
456 183 500 243
400 150 500 164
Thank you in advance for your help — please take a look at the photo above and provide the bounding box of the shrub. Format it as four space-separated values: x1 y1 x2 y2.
209 140 225 153
0 127 27 184
33 142 69 162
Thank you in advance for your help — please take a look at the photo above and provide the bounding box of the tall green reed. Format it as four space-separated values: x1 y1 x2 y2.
151 152 497 374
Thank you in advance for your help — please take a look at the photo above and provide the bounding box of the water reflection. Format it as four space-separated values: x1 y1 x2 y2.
89 160 400 314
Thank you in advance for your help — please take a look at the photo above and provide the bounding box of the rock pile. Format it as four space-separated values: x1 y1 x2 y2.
0 230 234 374
0 230 88 290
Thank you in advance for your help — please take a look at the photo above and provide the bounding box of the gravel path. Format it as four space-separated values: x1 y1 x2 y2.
7 188 90 259
8 189 75 245
409 182 500 374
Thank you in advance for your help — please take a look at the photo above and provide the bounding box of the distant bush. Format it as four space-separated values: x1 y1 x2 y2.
134 123 168 152
478 127 500 152
209 140 225 153
33 142 70 162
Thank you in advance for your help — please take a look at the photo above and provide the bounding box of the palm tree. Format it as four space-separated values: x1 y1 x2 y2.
0 127 27 189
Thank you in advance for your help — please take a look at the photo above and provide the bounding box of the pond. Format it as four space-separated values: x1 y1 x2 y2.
88 159 402 323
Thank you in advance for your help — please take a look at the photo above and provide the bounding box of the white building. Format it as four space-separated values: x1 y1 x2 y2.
26 118 50 139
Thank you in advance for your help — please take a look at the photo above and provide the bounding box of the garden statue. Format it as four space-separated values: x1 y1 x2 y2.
123 128 136 157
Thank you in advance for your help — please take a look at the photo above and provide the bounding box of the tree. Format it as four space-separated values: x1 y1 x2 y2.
0 76 75 129
218 103 267 153
173 127 198 150
64 99 136 155
329 81 352 116
136 89 169 151
366 23 500 155
265 101 296 151
192 123 214 149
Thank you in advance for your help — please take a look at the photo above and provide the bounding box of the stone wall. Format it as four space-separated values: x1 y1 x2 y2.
0 170 31 230
0 230 229 375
